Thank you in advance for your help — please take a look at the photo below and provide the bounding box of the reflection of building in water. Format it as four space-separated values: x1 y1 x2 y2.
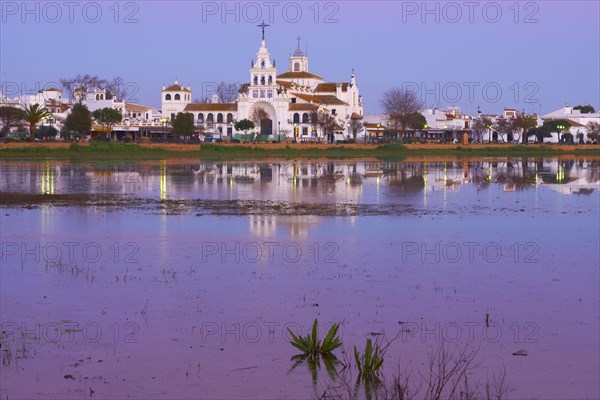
40 161 55 194
160 160 167 200
278 215 323 238
248 214 323 238
249 215 277 237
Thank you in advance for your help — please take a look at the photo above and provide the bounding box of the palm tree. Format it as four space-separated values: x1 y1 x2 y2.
512 113 537 144
20 104 52 141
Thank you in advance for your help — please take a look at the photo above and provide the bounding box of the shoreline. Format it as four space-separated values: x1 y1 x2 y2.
1 142 598 160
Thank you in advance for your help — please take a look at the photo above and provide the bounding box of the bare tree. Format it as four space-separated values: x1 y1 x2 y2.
380 88 424 143
105 76 129 102
348 118 364 142
472 116 493 143
317 111 337 143
250 106 269 142
60 74 108 103
215 82 240 103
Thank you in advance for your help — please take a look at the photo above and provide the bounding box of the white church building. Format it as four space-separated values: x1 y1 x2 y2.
160 26 364 142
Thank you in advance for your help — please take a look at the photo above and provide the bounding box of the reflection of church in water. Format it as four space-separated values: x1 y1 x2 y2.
160 23 364 140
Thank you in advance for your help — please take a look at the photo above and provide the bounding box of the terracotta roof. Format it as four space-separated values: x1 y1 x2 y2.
289 103 319 111
277 71 324 80
542 118 585 127
277 80 293 88
163 84 191 92
351 112 363 119
184 103 237 112
45 87 61 92
364 123 386 129
125 103 152 112
315 83 349 92
290 93 349 106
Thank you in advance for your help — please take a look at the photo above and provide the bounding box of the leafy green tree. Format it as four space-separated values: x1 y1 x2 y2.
20 104 52 141
38 125 58 139
407 112 427 130
542 119 571 142
93 107 122 141
586 121 599 143
493 117 513 142
533 128 552 143
234 119 255 134
573 105 596 114
64 103 92 139
0 106 22 134
171 112 195 140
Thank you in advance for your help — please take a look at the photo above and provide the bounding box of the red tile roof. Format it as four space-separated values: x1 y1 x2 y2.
315 83 349 92
184 103 237 112
290 93 348 106
277 71 324 80
163 84 191 92
288 103 319 111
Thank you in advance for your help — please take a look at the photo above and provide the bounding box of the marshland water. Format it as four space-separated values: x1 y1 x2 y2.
1 158 599 399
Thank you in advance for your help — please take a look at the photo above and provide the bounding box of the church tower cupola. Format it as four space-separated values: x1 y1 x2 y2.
249 22 277 101
289 36 309 72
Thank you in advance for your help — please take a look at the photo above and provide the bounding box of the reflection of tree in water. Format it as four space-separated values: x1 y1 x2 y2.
573 188 595 195
586 161 599 183
388 174 425 195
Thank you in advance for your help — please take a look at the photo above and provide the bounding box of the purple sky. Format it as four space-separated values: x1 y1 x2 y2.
1 1 598 115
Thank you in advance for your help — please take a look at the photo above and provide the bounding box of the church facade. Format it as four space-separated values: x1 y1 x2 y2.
160 28 363 141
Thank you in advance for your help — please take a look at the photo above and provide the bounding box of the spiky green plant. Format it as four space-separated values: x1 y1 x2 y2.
288 319 341 358
354 338 385 382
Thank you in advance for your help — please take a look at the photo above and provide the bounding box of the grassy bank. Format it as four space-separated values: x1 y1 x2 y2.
0 142 598 160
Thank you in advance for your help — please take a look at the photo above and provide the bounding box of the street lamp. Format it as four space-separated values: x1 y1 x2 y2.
160 117 168 139
278 121 281 142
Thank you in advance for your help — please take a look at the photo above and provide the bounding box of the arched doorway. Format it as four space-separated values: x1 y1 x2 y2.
261 119 273 135
250 102 277 138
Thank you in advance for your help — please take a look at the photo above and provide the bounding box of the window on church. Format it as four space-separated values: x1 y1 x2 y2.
332 109 336 115
261 76 265 85
253 90 258 98
217 113 224 123
260 90 265 98
293 113 300 123
302 113 309 123
291 98 296 103
175 94 181 101
261 60 265 69
254 76 258 85
302 127 308 136
198 114 204 123
165 94 171 101
267 90 273 98
207 113 214 123
268 76 272 84
294 63 300 72
226 113 233 123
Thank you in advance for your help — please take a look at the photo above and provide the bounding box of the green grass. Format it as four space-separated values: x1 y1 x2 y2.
1 142 598 160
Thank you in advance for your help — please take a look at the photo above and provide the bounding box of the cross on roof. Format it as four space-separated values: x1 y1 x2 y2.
257 21 270 40
296 35 301 49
